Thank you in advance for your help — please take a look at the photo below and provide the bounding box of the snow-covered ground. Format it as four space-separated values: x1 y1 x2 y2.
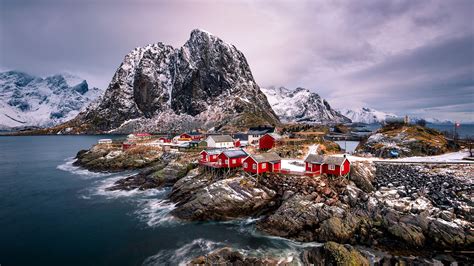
334 151 472 163
281 159 306 172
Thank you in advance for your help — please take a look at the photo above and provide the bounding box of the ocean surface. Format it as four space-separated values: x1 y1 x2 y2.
0 136 319 265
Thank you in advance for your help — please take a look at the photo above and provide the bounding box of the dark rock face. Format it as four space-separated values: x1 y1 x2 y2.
170 174 276 221
70 29 279 133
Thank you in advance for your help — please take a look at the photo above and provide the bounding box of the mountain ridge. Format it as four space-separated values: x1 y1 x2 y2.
261 86 350 124
0 70 101 130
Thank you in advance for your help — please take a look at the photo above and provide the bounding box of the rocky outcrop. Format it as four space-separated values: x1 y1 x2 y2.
188 247 283 265
170 175 276 221
106 162 195 191
73 144 165 172
59 29 279 134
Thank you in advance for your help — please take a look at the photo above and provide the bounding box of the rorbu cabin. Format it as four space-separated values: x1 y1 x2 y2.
304 154 351 177
199 149 225 163
304 154 325 175
205 135 234 148
217 149 248 168
258 133 282 150
243 152 282 174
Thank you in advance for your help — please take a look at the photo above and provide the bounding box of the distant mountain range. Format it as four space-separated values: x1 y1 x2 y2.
261 86 350 124
0 71 101 130
339 107 397 124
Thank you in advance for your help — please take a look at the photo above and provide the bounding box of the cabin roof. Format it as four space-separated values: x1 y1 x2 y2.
305 154 347 165
264 133 282 140
207 135 233 143
202 149 226 155
250 152 281 163
221 149 248 158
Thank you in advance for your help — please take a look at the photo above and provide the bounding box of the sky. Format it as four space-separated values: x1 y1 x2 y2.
1 0 473 122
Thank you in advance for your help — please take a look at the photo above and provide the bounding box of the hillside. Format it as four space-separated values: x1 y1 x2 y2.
339 107 397 124
356 124 457 158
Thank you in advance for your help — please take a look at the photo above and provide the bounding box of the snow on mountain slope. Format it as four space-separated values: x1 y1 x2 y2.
61 29 279 134
339 107 397 124
261 86 350 124
0 71 102 129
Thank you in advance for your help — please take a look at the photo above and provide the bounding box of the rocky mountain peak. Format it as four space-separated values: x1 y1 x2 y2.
69 29 279 133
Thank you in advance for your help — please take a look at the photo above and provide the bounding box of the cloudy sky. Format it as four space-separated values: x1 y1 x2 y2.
1 0 473 121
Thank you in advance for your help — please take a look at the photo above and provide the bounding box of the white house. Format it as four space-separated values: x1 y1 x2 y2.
247 127 275 145
205 135 234 148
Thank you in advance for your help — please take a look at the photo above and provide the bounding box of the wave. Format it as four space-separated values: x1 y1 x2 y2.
143 239 223 266
90 175 166 199
142 238 310 265
135 197 178 227
56 157 112 179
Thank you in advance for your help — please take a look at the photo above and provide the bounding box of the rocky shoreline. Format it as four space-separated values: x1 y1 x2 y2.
74 145 473 264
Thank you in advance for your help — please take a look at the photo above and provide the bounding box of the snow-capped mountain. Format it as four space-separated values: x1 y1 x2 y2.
261 86 350 124
61 29 279 134
339 107 397 124
0 71 102 130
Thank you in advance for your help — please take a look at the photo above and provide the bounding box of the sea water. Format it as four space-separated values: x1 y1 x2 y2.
0 136 313 265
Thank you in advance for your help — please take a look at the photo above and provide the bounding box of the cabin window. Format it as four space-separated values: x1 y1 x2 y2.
232 159 236 164
329 164 335 170
252 164 257 170
341 165 344 171
262 163 267 169
225 159 229 164
218 159 222 164
243 162 248 168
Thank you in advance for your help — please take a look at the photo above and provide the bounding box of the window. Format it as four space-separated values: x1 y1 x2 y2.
329 164 335 170
225 159 229 164
243 162 248 168
232 159 236 164
341 165 344 171
262 163 267 169
252 164 257 170
218 159 222 164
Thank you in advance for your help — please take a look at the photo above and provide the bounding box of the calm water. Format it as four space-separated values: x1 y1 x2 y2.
0 136 314 266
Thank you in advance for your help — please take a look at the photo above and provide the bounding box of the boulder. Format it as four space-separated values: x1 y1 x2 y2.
301 242 369 266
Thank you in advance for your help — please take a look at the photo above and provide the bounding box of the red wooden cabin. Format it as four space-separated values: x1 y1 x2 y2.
243 152 282 174
199 149 224 163
217 149 248 168
258 133 281 150
305 154 350 177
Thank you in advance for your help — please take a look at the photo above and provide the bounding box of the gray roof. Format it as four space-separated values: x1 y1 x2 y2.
208 135 234 143
324 156 347 165
248 129 273 135
251 152 281 163
222 149 248 158
305 154 347 165
202 149 225 155
304 154 325 164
